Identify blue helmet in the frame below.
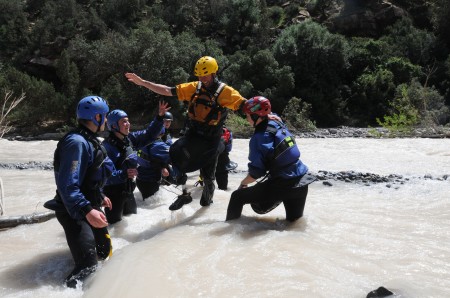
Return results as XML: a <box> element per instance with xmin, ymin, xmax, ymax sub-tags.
<box><xmin>77</xmin><ymin>96</ymin><xmax>109</xmax><ymax>127</ymax></box>
<box><xmin>107</xmin><ymin>109</ymin><xmax>128</xmax><ymax>132</ymax></box>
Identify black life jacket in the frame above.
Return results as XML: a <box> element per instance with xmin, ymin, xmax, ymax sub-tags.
<box><xmin>54</xmin><ymin>126</ymin><xmax>111</xmax><ymax>206</ymax></box>
<box><xmin>188</xmin><ymin>81</ymin><xmax>227</xmax><ymax>127</ymax></box>
<box><xmin>105</xmin><ymin>133</ymin><xmax>135</xmax><ymax>168</ymax></box>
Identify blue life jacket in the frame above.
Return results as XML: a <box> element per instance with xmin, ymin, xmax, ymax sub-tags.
<box><xmin>266</xmin><ymin>120</ymin><xmax>300</xmax><ymax>171</ymax></box>
<box><xmin>248</xmin><ymin>119</ymin><xmax>308</xmax><ymax>179</ymax></box>
<box><xmin>136</xmin><ymin>138</ymin><xmax>170</xmax><ymax>181</ymax></box>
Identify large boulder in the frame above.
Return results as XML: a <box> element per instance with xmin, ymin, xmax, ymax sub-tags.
<box><xmin>326</xmin><ymin>0</ymin><xmax>408</xmax><ymax>37</ymax></box>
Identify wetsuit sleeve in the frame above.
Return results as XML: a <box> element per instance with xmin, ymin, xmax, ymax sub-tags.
<box><xmin>247</xmin><ymin>132</ymin><xmax>273</xmax><ymax>179</ymax></box>
<box><xmin>217</xmin><ymin>85</ymin><xmax>246</xmax><ymax>111</ymax></box>
<box><xmin>129</xmin><ymin>115</ymin><xmax>164</xmax><ymax>148</ymax></box>
<box><xmin>56</xmin><ymin>135</ymin><xmax>92</xmax><ymax>220</ymax></box>
<box><xmin>103</xmin><ymin>141</ymin><xmax>126</xmax><ymax>185</ymax></box>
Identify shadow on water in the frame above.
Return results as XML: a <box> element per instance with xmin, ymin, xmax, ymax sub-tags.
<box><xmin>135</xmin><ymin>185</ymin><xmax>204</xmax><ymax>210</ymax></box>
<box><xmin>111</xmin><ymin>203</ymin><xmax>209</xmax><ymax>243</ymax></box>
<box><xmin>1</xmin><ymin>250</ymin><xmax>72</xmax><ymax>289</ymax></box>
<box><xmin>210</xmin><ymin>216</ymin><xmax>308</xmax><ymax>239</ymax></box>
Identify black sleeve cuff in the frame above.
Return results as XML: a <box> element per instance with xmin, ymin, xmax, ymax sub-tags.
<box><xmin>80</xmin><ymin>204</ymin><xmax>93</xmax><ymax>217</ymax></box>
<box><xmin>156</xmin><ymin>115</ymin><xmax>164</xmax><ymax>121</ymax></box>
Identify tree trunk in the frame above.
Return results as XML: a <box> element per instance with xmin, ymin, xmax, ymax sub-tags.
<box><xmin>0</xmin><ymin>211</ymin><xmax>55</xmax><ymax>230</ymax></box>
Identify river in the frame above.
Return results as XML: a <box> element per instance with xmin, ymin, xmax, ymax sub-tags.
<box><xmin>0</xmin><ymin>138</ymin><xmax>449</xmax><ymax>298</ymax></box>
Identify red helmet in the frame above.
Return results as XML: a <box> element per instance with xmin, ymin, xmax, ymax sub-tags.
<box><xmin>243</xmin><ymin>96</ymin><xmax>271</xmax><ymax>117</ymax></box>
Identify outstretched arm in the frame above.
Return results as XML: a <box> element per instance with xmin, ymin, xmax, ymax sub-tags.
<box><xmin>125</xmin><ymin>73</ymin><xmax>173</xmax><ymax>96</ymax></box>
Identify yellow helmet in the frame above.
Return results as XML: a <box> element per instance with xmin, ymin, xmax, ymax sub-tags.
<box><xmin>194</xmin><ymin>56</ymin><xmax>218</xmax><ymax>76</ymax></box>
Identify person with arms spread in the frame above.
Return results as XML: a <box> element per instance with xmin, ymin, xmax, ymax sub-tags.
<box><xmin>226</xmin><ymin>96</ymin><xmax>315</xmax><ymax>222</ymax></box>
<box><xmin>125</xmin><ymin>56</ymin><xmax>246</xmax><ymax>210</ymax></box>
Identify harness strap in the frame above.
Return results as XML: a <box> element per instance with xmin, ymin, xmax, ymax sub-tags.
<box><xmin>106</xmin><ymin>134</ymin><xmax>134</xmax><ymax>166</ymax></box>
<box><xmin>189</xmin><ymin>81</ymin><xmax>227</xmax><ymax>125</ymax></box>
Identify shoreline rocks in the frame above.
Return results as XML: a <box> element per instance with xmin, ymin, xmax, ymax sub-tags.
<box><xmin>295</xmin><ymin>126</ymin><xmax>450</xmax><ymax>139</ymax></box>
<box><xmin>0</xmin><ymin>162</ymin><xmax>448</xmax><ymax>188</ymax></box>
<box><xmin>4</xmin><ymin>126</ymin><xmax>450</xmax><ymax>141</ymax></box>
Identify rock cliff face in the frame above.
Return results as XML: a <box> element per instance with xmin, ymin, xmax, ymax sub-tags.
<box><xmin>325</xmin><ymin>0</ymin><xmax>408</xmax><ymax>37</ymax></box>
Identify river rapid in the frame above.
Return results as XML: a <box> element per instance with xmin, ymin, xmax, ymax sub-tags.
<box><xmin>0</xmin><ymin>138</ymin><xmax>449</xmax><ymax>298</ymax></box>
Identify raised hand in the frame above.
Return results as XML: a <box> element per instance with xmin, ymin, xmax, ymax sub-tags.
<box><xmin>158</xmin><ymin>100</ymin><xmax>171</xmax><ymax>116</ymax></box>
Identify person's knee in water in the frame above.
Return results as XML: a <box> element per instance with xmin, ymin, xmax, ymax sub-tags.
<box><xmin>225</xmin><ymin>96</ymin><xmax>315</xmax><ymax>221</ymax></box>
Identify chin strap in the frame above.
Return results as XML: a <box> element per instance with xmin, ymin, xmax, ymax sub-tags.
<box><xmin>250</xmin><ymin>114</ymin><xmax>260</xmax><ymax>127</ymax></box>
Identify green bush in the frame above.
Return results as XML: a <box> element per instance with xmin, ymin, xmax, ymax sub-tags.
<box><xmin>282</xmin><ymin>97</ymin><xmax>316</xmax><ymax>132</ymax></box>
<box><xmin>224</xmin><ymin>111</ymin><xmax>253</xmax><ymax>138</ymax></box>
<box><xmin>272</xmin><ymin>21</ymin><xmax>349</xmax><ymax>126</ymax></box>
<box><xmin>3</xmin><ymin>67</ymin><xmax>69</xmax><ymax>126</ymax></box>
<box><xmin>376</xmin><ymin>84</ymin><xmax>419</xmax><ymax>135</ymax></box>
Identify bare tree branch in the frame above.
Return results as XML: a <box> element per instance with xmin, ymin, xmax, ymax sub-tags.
<box><xmin>0</xmin><ymin>91</ymin><xmax>26</xmax><ymax>139</ymax></box>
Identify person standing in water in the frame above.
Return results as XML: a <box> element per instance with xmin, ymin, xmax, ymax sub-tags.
<box><xmin>45</xmin><ymin>95</ymin><xmax>114</xmax><ymax>288</ymax></box>
<box><xmin>102</xmin><ymin>109</ymin><xmax>138</xmax><ymax>224</ymax></box>
<box><xmin>125</xmin><ymin>56</ymin><xmax>246</xmax><ymax>210</ymax></box>
<box><xmin>226</xmin><ymin>96</ymin><xmax>315</xmax><ymax>221</ymax></box>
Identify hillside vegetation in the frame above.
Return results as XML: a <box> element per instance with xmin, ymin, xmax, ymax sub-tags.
<box><xmin>1</xmin><ymin>0</ymin><xmax>449</xmax><ymax>136</ymax></box>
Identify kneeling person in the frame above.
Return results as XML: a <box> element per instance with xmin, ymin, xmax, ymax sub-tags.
<box><xmin>226</xmin><ymin>96</ymin><xmax>315</xmax><ymax>222</ymax></box>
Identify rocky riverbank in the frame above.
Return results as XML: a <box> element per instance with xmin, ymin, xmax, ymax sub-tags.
<box><xmin>1</xmin><ymin>161</ymin><xmax>448</xmax><ymax>188</ymax></box>
<box><xmin>3</xmin><ymin>125</ymin><xmax>450</xmax><ymax>141</ymax></box>
<box><xmin>295</xmin><ymin>126</ymin><xmax>450</xmax><ymax>138</ymax></box>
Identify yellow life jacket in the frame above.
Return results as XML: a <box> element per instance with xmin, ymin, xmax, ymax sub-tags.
<box><xmin>188</xmin><ymin>81</ymin><xmax>227</xmax><ymax>126</ymax></box>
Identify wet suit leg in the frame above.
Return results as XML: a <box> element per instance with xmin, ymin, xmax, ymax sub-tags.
<box><xmin>136</xmin><ymin>179</ymin><xmax>159</xmax><ymax>200</ymax></box>
<box><xmin>169</xmin><ymin>132</ymin><xmax>222</xmax><ymax>210</ymax></box>
<box><xmin>226</xmin><ymin>177</ymin><xmax>308</xmax><ymax>221</ymax></box>
<box><xmin>282</xmin><ymin>185</ymin><xmax>308</xmax><ymax>221</ymax></box>
<box><xmin>123</xmin><ymin>190</ymin><xmax>137</xmax><ymax>215</ymax></box>
<box><xmin>103</xmin><ymin>184</ymin><xmax>127</xmax><ymax>224</ymax></box>
<box><xmin>199</xmin><ymin>155</ymin><xmax>218</xmax><ymax>206</ymax></box>
<box><xmin>215</xmin><ymin>151</ymin><xmax>230</xmax><ymax>190</ymax></box>
<box><xmin>122</xmin><ymin>180</ymin><xmax>137</xmax><ymax>215</ymax></box>
<box><xmin>226</xmin><ymin>181</ymin><xmax>272</xmax><ymax>220</ymax></box>
<box><xmin>56</xmin><ymin>211</ymin><xmax>97</xmax><ymax>288</ymax></box>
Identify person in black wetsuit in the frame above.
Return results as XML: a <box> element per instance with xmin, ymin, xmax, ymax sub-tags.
<box><xmin>195</xmin><ymin>126</ymin><xmax>237</xmax><ymax>190</ymax></box>
<box><xmin>44</xmin><ymin>95</ymin><xmax>114</xmax><ymax>288</ymax></box>
<box><xmin>125</xmin><ymin>56</ymin><xmax>246</xmax><ymax>211</ymax></box>
<box><xmin>226</xmin><ymin>96</ymin><xmax>315</xmax><ymax>221</ymax></box>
